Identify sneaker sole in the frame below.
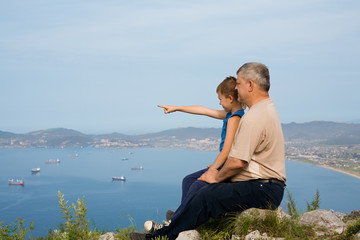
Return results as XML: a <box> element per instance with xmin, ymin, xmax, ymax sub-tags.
<box><xmin>144</xmin><ymin>220</ymin><xmax>154</xmax><ymax>233</ymax></box>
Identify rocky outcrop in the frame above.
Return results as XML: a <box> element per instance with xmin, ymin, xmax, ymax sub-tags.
<box><xmin>239</xmin><ymin>207</ymin><xmax>291</xmax><ymax>222</ymax></box>
<box><xmin>100</xmin><ymin>208</ymin><xmax>360</xmax><ymax>240</ymax></box>
<box><xmin>232</xmin><ymin>230</ymin><xmax>285</xmax><ymax>240</ymax></box>
<box><xmin>176</xmin><ymin>230</ymin><xmax>202</xmax><ymax>240</ymax></box>
<box><xmin>299</xmin><ymin>209</ymin><xmax>346</xmax><ymax>235</ymax></box>
<box><xmin>234</xmin><ymin>208</ymin><xmax>358</xmax><ymax>239</ymax></box>
<box><xmin>345</xmin><ymin>210</ymin><xmax>360</xmax><ymax>221</ymax></box>
<box><xmin>99</xmin><ymin>232</ymin><xmax>116</xmax><ymax>240</ymax></box>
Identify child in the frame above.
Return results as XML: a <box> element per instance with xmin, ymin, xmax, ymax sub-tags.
<box><xmin>145</xmin><ymin>76</ymin><xmax>245</xmax><ymax>233</ymax></box>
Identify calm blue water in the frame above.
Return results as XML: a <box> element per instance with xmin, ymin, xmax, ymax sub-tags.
<box><xmin>0</xmin><ymin>148</ymin><xmax>360</xmax><ymax>238</ymax></box>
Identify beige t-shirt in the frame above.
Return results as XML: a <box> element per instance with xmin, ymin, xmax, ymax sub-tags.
<box><xmin>229</xmin><ymin>98</ymin><xmax>286</xmax><ymax>182</ymax></box>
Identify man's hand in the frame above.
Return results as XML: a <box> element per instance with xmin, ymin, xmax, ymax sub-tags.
<box><xmin>198</xmin><ymin>168</ymin><xmax>219</xmax><ymax>183</ymax></box>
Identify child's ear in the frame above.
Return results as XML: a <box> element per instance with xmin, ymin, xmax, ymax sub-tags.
<box><xmin>229</xmin><ymin>95</ymin><xmax>234</xmax><ymax>102</ymax></box>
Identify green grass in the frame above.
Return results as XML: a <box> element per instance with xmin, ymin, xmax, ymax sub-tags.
<box><xmin>1</xmin><ymin>190</ymin><xmax>360</xmax><ymax>240</ymax></box>
<box><xmin>198</xmin><ymin>209</ymin><xmax>317</xmax><ymax>240</ymax></box>
<box><xmin>0</xmin><ymin>218</ymin><xmax>34</xmax><ymax>240</ymax></box>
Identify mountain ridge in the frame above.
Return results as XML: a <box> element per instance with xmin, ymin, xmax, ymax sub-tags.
<box><xmin>1</xmin><ymin>121</ymin><xmax>360</xmax><ymax>148</ymax></box>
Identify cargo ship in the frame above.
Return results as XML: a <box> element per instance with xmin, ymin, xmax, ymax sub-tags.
<box><xmin>45</xmin><ymin>159</ymin><xmax>60</xmax><ymax>164</ymax></box>
<box><xmin>131</xmin><ymin>166</ymin><xmax>143</xmax><ymax>170</ymax></box>
<box><xmin>31</xmin><ymin>168</ymin><xmax>40</xmax><ymax>173</ymax></box>
<box><xmin>8</xmin><ymin>179</ymin><xmax>25</xmax><ymax>186</ymax></box>
<box><xmin>112</xmin><ymin>176</ymin><xmax>126</xmax><ymax>181</ymax></box>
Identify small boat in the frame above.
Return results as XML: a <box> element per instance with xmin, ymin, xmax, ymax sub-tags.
<box><xmin>131</xmin><ymin>166</ymin><xmax>143</xmax><ymax>170</ymax></box>
<box><xmin>112</xmin><ymin>176</ymin><xmax>126</xmax><ymax>181</ymax></box>
<box><xmin>67</xmin><ymin>154</ymin><xmax>79</xmax><ymax>158</ymax></box>
<box><xmin>45</xmin><ymin>159</ymin><xmax>60</xmax><ymax>164</ymax></box>
<box><xmin>8</xmin><ymin>179</ymin><xmax>25</xmax><ymax>186</ymax></box>
<box><xmin>31</xmin><ymin>168</ymin><xmax>40</xmax><ymax>173</ymax></box>
<box><xmin>122</xmin><ymin>158</ymin><xmax>129</xmax><ymax>161</ymax></box>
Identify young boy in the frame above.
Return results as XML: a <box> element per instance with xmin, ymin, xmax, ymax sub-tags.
<box><xmin>145</xmin><ymin>76</ymin><xmax>246</xmax><ymax>233</ymax></box>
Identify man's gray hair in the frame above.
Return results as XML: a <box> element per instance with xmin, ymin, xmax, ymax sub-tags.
<box><xmin>236</xmin><ymin>62</ymin><xmax>270</xmax><ymax>92</ymax></box>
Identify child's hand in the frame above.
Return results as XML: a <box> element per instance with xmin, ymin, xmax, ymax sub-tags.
<box><xmin>198</xmin><ymin>168</ymin><xmax>219</xmax><ymax>184</ymax></box>
<box><xmin>158</xmin><ymin>105</ymin><xmax>176</xmax><ymax>114</ymax></box>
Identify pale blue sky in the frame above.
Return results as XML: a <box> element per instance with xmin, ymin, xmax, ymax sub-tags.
<box><xmin>1</xmin><ymin>0</ymin><xmax>359</xmax><ymax>134</ymax></box>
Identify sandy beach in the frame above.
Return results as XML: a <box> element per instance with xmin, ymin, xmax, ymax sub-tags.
<box><xmin>319</xmin><ymin>165</ymin><xmax>360</xmax><ymax>180</ymax></box>
<box><xmin>288</xmin><ymin>159</ymin><xmax>360</xmax><ymax>180</ymax></box>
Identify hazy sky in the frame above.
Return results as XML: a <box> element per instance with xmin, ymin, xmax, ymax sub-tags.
<box><xmin>1</xmin><ymin>0</ymin><xmax>360</xmax><ymax>134</ymax></box>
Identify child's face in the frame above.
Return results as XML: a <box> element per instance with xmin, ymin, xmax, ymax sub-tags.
<box><xmin>218</xmin><ymin>93</ymin><xmax>232</xmax><ymax>112</ymax></box>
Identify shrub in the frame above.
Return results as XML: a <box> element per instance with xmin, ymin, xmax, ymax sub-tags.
<box><xmin>344</xmin><ymin>218</ymin><xmax>360</xmax><ymax>238</ymax></box>
<box><xmin>48</xmin><ymin>191</ymin><xmax>101</xmax><ymax>240</ymax></box>
<box><xmin>306</xmin><ymin>189</ymin><xmax>320</xmax><ymax>212</ymax></box>
<box><xmin>0</xmin><ymin>218</ymin><xmax>34</xmax><ymax>240</ymax></box>
<box><xmin>286</xmin><ymin>189</ymin><xmax>300</xmax><ymax>219</ymax></box>
<box><xmin>286</xmin><ymin>189</ymin><xmax>320</xmax><ymax>219</ymax></box>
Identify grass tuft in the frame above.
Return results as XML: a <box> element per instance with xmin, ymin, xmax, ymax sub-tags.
<box><xmin>1</xmin><ymin>190</ymin><xmax>360</xmax><ymax>240</ymax></box>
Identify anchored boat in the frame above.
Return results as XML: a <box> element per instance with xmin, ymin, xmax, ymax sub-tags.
<box><xmin>31</xmin><ymin>168</ymin><xmax>40</xmax><ymax>173</ymax></box>
<box><xmin>45</xmin><ymin>159</ymin><xmax>60</xmax><ymax>164</ymax></box>
<box><xmin>131</xmin><ymin>166</ymin><xmax>143</xmax><ymax>170</ymax></box>
<box><xmin>112</xmin><ymin>176</ymin><xmax>126</xmax><ymax>181</ymax></box>
<box><xmin>8</xmin><ymin>179</ymin><xmax>25</xmax><ymax>186</ymax></box>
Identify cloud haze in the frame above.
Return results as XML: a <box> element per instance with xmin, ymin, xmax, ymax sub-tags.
<box><xmin>1</xmin><ymin>0</ymin><xmax>359</xmax><ymax>134</ymax></box>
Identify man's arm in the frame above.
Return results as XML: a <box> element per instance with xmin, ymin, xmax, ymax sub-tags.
<box><xmin>198</xmin><ymin>156</ymin><xmax>247</xmax><ymax>183</ymax></box>
<box><xmin>215</xmin><ymin>156</ymin><xmax>247</xmax><ymax>182</ymax></box>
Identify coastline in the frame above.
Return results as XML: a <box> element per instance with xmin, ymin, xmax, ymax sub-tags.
<box><xmin>319</xmin><ymin>165</ymin><xmax>360</xmax><ymax>180</ymax></box>
<box><xmin>287</xmin><ymin>159</ymin><xmax>360</xmax><ymax>180</ymax></box>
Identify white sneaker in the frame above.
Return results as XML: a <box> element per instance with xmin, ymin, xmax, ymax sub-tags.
<box><xmin>144</xmin><ymin>220</ymin><xmax>164</xmax><ymax>234</ymax></box>
<box><xmin>162</xmin><ymin>219</ymin><xmax>171</xmax><ymax>226</ymax></box>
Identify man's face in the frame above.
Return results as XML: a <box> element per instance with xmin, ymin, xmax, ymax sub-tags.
<box><xmin>235</xmin><ymin>72</ymin><xmax>248</xmax><ymax>104</ymax></box>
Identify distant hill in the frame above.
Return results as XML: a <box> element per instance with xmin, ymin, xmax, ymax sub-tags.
<box><xmin>1</xmin><ymin>121</ymin><xmax>360</xmax><ymax>148</ymax></box>
<box><xmin>282</xmin><ymin>121</ymin><xmax>360</xmax><ymax>144</ymax></box>
<box><xmin>28</xmin><ymin>128</ymin><xmax>93</xmax><ymax>147</ymax></box>
<box><xmin>93</xmin><ymin>127</ymin><xmax>220</xmax><ymax>142</ymax></box>
<box><xmin>0</xmin><ymin>128</ymin><xmax>93</xmax><ymax>148</ymax></box>
<box><xmin>0</xmin><ymin>130</ymin><xmax>17</xmax><ymax>137</ymax></box>
<box><xmin>137</xmin><ymin>127</ymin><xmax>221</xmax><ymax>140</ymax></box>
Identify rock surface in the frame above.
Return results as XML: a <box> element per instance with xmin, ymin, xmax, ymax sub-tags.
<box><xmin>99</xmin><ymin>232</ymin><xmax>116</xmax><ymax>240</ymax></box>
<box><xmin>299</xmin><ymin>209</ymin><xmax>346</xmax><ymax>235</ymax></box>
<box><xmin>239</xmin><ymin>207</ymin><xmax>291</xmax><ymax>222</ymax></box>
<box><xmin>101</xmin><ymin>208</ymin><xmax>360</xmax><ymax>240</ymax></box>
<box><xmin>176</xmin><ymin>230</ymin><xmax>201</xmax><ymax>240</ymax></box>
<box><xmin>243</xmin><ymin>230</ymin><xmax>285</xmax><ymax>240</ymax></box>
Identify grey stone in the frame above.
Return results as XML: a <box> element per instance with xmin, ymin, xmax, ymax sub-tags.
<box><xmin>245</xmin><ymin>230</ymin><xmax>266</xmax><ymax>240</ymax></box>
<box><xmin>176</xmin><ymin>229</ymin><xmax>201</xmax><ymax>240</ymax></box>
<box><xmin>99</xmin><ymin>232</ymin><xmax>116</xmax><ymax>240</ymax></box>
<box><xmin>299</xmin><ymin>209</ymin><xmax>345</xmax><ymax>235</ymax></box>
<box><xmin>239</xmin><ymin>207</ymin><xmax>291</xmax><ymax>222</ymax></box>
<box><xmin>244</xmin><ymin>230</ymin><xmax>285</xmax><ymax>240</ymax></box>
<box><xmin>345</xmin><ymin>210</ymin><xmax>360</xmax><ymax>222</ymax></box>
<box><xmin>330</xmin><ymin>209</ymin><xmax>346</xmax><ymax>222</ymax></box>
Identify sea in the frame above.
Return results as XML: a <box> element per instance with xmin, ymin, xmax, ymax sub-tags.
<box><xmin>1</xmin><ymin>148</ymin><xmax>360</xmax><ymax>238</ymax></box>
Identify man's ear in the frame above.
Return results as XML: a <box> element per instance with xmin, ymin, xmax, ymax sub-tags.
<box><xmin>248</xmin><ymin>80</ymin><xmax>255</xmax><ymax>92</ymax></box>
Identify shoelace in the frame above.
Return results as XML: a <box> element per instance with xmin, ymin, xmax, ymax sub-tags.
<box><xmin>153</xmin><ymin>221</ymin><xmax>163</xmax><ymax>230</ymax></box>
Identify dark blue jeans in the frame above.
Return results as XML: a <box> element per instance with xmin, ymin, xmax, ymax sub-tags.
<box><xmin>155</xmin><ymin>180</ymin><xmax>285</xmax><ymax>240</ymax></box>
<box><xmin>170</xmin><ymin>168</ymin><xmax>209</xmax><ymax>221</ymax></box>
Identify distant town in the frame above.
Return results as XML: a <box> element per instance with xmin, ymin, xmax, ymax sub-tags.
<box><xmin>1</xmin><ymin>121</ymin><xmax>360</xmax><ymax>177</ymax></box>
<box><xmin>286</xmin><ymin>142</ymin><xmax>360</xmax><ymax>178</ymax></box>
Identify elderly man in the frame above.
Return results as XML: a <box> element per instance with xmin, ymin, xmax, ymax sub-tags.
<box><xmin>130</xmin><ymin>62</ymin><xmax>286</xmax><ymax>240</ymax></box>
